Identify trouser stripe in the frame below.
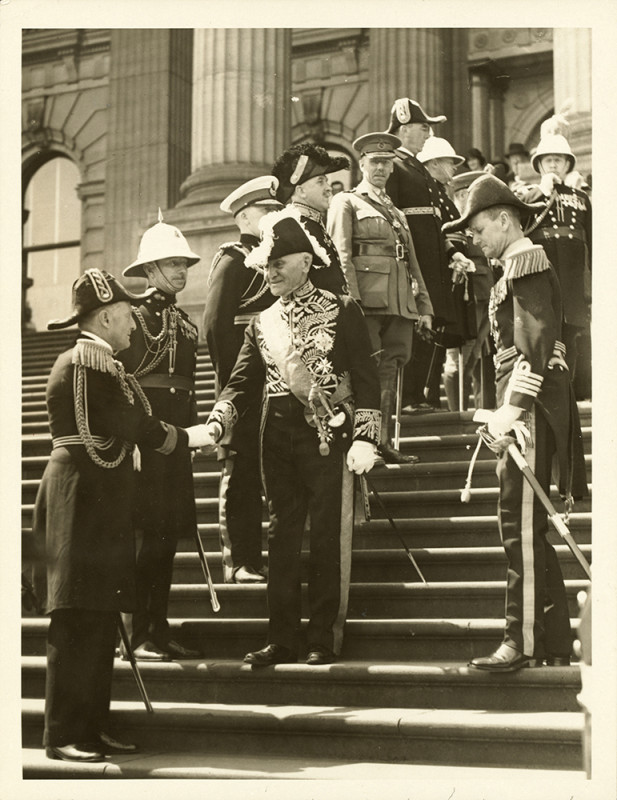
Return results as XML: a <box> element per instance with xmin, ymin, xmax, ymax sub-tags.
<box><xmin>521</xmin><ymin>409</ymin><xmax>537</xmax><ymax>655</ymax></box>
<box><xmin>332</xmin><ymin>463</ymin><xmax>354</xmax><ymax>655</ymax></box>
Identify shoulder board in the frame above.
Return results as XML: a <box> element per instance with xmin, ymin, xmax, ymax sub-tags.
<box><xmin>208</xmin><ymin>242</ymin><xmax>250</xmax><ymax>286</ymax></box>
<box><xmin>503</xmin><ymin>245</ymin><xmax>551</xmax><ymax>281</ymax></box>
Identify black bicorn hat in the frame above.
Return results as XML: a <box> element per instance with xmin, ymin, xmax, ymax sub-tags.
<box><xmin>441</xmin><ymin>174</ymin><xmax>546</xmax><ymax>234</ymax></box>
<box><xmin>271</xmin><ymin>143</ymin><xmax>350</xmax><ymax>204</ymax></box>
<box><xmin>244</xmin><ymin>206</ymin><xmax>332</xmax><ymax>272</ymax></box>
<box><xmin>47</xmin><ymin>269</ymin><xmax>150</xmax><ymax>330</ymax></box>
<box><xmin>386</xmin><ymin>98</ymin><xmax>447</xmax><ymax>133</ymax></box>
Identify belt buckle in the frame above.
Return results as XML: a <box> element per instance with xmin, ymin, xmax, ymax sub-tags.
<box><xmin>395</xmin><ymin>243</ymin><xmax>405</xmax><ymax>260</ymax></box>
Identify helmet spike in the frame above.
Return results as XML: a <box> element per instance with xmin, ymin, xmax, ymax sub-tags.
<box><xmin>158</xmin><ymin>207</ymin><xmax>164</xmax><ymax>223</ymax></box>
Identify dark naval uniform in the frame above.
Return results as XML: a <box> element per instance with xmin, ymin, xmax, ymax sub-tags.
<box><xmin>387</xmin><ymin>150</ymin><xmax>463</xmax><ymax>406</ymax></box>
<box><xmin>203</xmin><ymin>233</ymin><xmax>274</xmax><ymax>580</ymax></box>
<box><xmin>291</xmin><ymin>201</ymin><xmax>349</xmax><ymax>295</ymax></box>
<box><xmin>117</xmin><ymin>291</ymin><xmax>199</xmax><ymax>650</ymax></box>
<box><xmin>525</xmin><ymin>184</ymin><xmax>592</xmax><ymax>394</ymax></box>
<box><xmin>208</xmin><ymin>281</ymin><xmax>381</xmax><ymax>656</ymax></box>
<box><xmin>33</xmin><ymin>333</ymin><xmax>187</xmax><ymax>748</ymax></box>
<box><xmin>488</xmin><ymin>240</ymin><xmax>587</xmax><ymax>659</ymax></box>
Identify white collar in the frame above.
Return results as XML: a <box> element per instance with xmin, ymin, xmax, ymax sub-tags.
<box><xmin>502</xmin><ymin>236</ymin><xmax>534</xmax><ymax>260</ymax></box>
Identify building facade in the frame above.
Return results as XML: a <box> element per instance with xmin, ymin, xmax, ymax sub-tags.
<box><xmin>21</xmin><ymin>27</ymin><xmax>591</xmax><ymax>334</ymax></box>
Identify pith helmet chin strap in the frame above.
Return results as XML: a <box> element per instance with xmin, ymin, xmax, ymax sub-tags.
<box><xmin>145</xmin><ymin>262</ymin><xmax>178</xmax><ymax>295</ymax></box>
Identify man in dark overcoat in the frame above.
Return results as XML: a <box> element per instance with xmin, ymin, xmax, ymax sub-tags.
<box><xmin>34</xmin><ymin>269</ymin><xmax>210</xmax><ymax>762</ymax></box>
<box><xmin>203</xmin><ymin>176</ymin><xmax>282</xmax><ymax>583</ymax></box>
<box><xmin>118</xmin><ymin>213</ymin><xmax>202</xmax><ymax>661</ymax></box>
<box><xmin>385</xmin><ymin>97</ymin><xmax>464</xmax><ymax>410</ymax></box>
<box><xmin>444</xmin><ymin>176</ymin><xmax>588</xmax><ymax>672</ymax></box>
<box><xmin>202</xmin><ymin>208</ymin><xmax>382</xmax><ymax>666</ymax></box>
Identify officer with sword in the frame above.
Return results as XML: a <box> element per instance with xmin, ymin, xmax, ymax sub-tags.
<box><xmin>444</xmin><ymin>174</ymin><xmax>588</xmax><ymax>672</ymax></box>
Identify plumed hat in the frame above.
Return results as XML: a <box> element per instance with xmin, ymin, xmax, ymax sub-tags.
<box><xmin>245</xmin><ymin>206</ymin><xmax>331</xmax><ymax>272</ymax></box>
<box><xmin>386</xmin><ymin>98</ymin><xmax>446</xmax><ymax>133</ymax></box>
<box><xmin>48</xmin><ymin>269</ymin><xmax>150</xmax><ymax>330</ymax></box>
<box><xmin>531</xmin><ymin>134</ymin><xmax>576</xmax><ymax>174</ymax></box>
<box><xmin>271</xmin><ymin>143</ymin><xmax>350</xmax><ymax>204</ymax></box>
<box><xmin>442</xmin><ymin>174</ymin><xmax>545</xmax><ymax>234</ymax></box>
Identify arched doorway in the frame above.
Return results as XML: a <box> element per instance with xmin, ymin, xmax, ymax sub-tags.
<box><xmin>23</xmin><ymin>156</ymin><xmax>82</xmax><ymax>332</ymax></box>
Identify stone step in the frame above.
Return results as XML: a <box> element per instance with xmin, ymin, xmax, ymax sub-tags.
<box><xmin>20</xmin><ymin>616</ymin><xmax>582</xmax><ymax>662</ymax></box>
<box><xmin>20</xmin><ymin>746</ymin><xmax>587</xmax><ymax>781</ymax></box>
<box><xmin>21</xmin><ymin>656</ymin><xmax>582</xmax><ymax>713</ymax></box>
<box><xmin>21</xmin><ymin>698</ymin><xmax>584</xmax><ymax>770</ymax></box>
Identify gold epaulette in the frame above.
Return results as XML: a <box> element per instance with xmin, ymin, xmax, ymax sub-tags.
<box><xmin>72</xmin><ymin>340</ymin><xmax>118</xmax><ymax>375</ymax></box>
<box><xmin>503</xmin><ymin>245</ymin><xmax>551</xmax><ymax>281</ymax></box>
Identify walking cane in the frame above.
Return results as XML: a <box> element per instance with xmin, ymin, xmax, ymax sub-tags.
<box><xmin>423</xmin><ymin>327</ymin><xmax>445</xmax><ymax>402</ymax></box>
<box><xmin>458</xmin><ymin>348</ymin><xmax>465</xmax><ymax>411</ymax></box>
<box><xmin>470</xmin><ymin>410</ymin><xmax>591</xmax><ymax>580</ymax></box>
<box><xmin>394</xmin><ymin>366</ymin><xmax>403</xmax><ymax>450</ymax></box>
<box><xmin>117</xmin><ymin>614</ymin><xmax>153</xmax><ymax>714</ymax></box>
<box><xmin>195</xmin><ymin>527</ymin><xmax>221</xmax><ymax>613</ymax></box>
<box><xmin>361</xmin><ymin>474</ymin><xmax>427</xmax><ymax>584</ymax></box>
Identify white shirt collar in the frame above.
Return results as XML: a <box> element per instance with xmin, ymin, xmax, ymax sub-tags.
<box><xmin>356</xmin><ymin>178</ymin><xmax>386</xmax><ymax>203</ymax></box>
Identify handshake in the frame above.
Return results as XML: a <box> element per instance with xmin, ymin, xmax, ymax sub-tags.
<box><xmin>184</xmin><ymin>422</ymin><xmax>222</xmax><ymax>449</ymax></box>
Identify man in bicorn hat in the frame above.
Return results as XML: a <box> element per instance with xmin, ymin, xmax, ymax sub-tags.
<box><xmin>117</xmin><ymin>213</ymin><xmax>203</xmax><ymax>661</ymax></box>
<box><xmin>385</xmin><ymin>98</ymin><xmax>465</xmax><ymax>411</ymax></box>
<box><xmin>203</xmin><ymin>176</ymin><xmax>283</xmax><ymax>584</ymax></box>
<box><xmin>201</xmin><ymin>207</ymin><xmax>382</xmax><ymax>667</ymax></box>
<box><xmin>514</xmin><ymin>133</ymin><xmax>592</xmax><ymax>399</ymax></box>
<box><xmin>272</xmin><ymin>142</ymin><xmax>350</xmax><ymax>295</ymax></box>
<box><xmin>443</xmin><ymin>175</ymin><xmax>587</xmax><ymax>672</ymax></box>
<box><xmin>328</xmin><ymin>132</ymin><xmax>433</xmax><ymax>464</ymax></box>
<box><xmin>33</xmin><ymin>270</ymin><xmax>211</xmax><ymax>762</ymax></box>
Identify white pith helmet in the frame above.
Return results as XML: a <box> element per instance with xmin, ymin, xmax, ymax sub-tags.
<box><xmin>531</xmin><ymin>134</ymin><xmax>576</xmax><ymax>174</ymax></box>
<box><xmin>417</xmin><ymin>136</ymin><xmax>465</xmax><ymax>165</ymax></box>
<box><xmin>123</xmin><ymin>209</ymin><xmax>201</xmax><ymax>278</ymax></box>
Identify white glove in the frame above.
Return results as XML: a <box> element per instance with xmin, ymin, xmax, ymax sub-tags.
<box><xmin>487</xmin><ymin>403</ymin><xmax>523</xmax><ymax>439</ymax></box>
<box><xmin>185</xmin><ymin>423</ymin><xmax>219</xmax><ymax>449</ymax></box>
<box><xmin>539</xmin><ymin>172</ymin><xmax>561</xmax><ymax>196</ymax></box>
<box><xmin>346</xmin><ymin>440</ymin><xmax>378</xmax><ymax>474</ymax></box>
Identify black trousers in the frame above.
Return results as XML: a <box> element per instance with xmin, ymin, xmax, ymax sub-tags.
<box><xmin>262</xmin><ymin>396</ymin><xmax>354</xmax><ymax>656</ymax></box>
<box><xmin>497</xmin><ymin>408</ymin><xmax>572</xmax><ymax>659</ymax></box>
<box><xmin>402</xmin><ymin>334</ymin><xmax>445</xmax><ymax>407</ymax></box>
<box><xmin>218</xmin><ymin>423</ymin><xmax>265</xmax><ymax>582</ymax></box>
<box><xmin>44</xmin><ymin>608</ymin><xmax>117</xmax><ymax>747</ymax></box>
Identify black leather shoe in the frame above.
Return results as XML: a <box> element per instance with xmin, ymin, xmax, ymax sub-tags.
<box><xmin>469</xmin><ymin>643</ymin><xmax>537</xmax><ymax>673</ymax></box>
<box><xmin>162</xmin><ymin>640</ymin><xmax>202</xmax><ymax>659</ymax></box>
<box><xmin>378</xmin><ymin>443</ymin><xmax>420</xmax><ymax>464</ymax></box>
<box><xmin>232</xmin><ymin>566</ymin><xmax>267</xmax><ymax>584</ymax></box>
<box><xmin>306</xmin><ymin>646</ymin><xmax>335</xmax><ymax>665</ymax></box>
<box><xmin>545</xmin><ymin>655</ymin><xmax>571</xmax><ymax>666</ymax></box>
<box><xmin>97</xmin><ymin>732</ymin><xmax>138</xmax><ymax>754</ymax></box>
<box><xmin>127</xmin><ymin>641</ymin><xmax>171</xmax><ymax>662</ymax></box>
<box><xmin>45</xmin><ymin>744</ymin><xmax>105</xmax><ymax>763</ymax></box>
<box><xmin>244</xmin><ymin>644</ymin><xmax>297</xmax><ymax>666</ymax></box>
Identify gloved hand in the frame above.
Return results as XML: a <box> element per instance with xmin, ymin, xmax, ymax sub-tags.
<box><xmin>449</xmin><ymin>252</ymin><xmax>476</xmax><ymax>285</ymax></box>
<box><xmin>185</xmin><ymin>423</ymin><xmax>220</xmax><ymax>449</ymax></box>
<box><xmin>346</xmin><ymin>440</ymin><xmax>378</xmax><ymax>474</ymax></box>
<box><xmin>539</xmin><ymin>172</ymin><xmax>561</xmax><ymax>196</ymax></box>
<box><xmin>487</xmin><ymin>403</ymin><xmax>523</xmax><ymax>439</ymax></box>
<box><xmin>416</xmin><ymin>314</ymin><xmax>433</xmax><ymax>334</ymax></box>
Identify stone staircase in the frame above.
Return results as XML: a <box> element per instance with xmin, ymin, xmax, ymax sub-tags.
<box><xmin>21</xmin><ymin>329</ymin><xmax>592</xmax><ymax>780</ymax></box>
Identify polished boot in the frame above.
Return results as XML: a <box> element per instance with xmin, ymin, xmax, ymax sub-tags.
<box><xmin>306</xmin><ymin>646</ymin><xmax>336</xmax><ymax>665</ymax></box>
<box><xmin>377</xmin><ymin>387</ymin><xmax>419</xmax><ymax>464</ymax></box>
<box><xmin>232</xmin><ymin>566</ymin><xmax>267</xmax><ymax>584</ymax></box>
<box><xmin>124</xmin><ymin>640</ymin><xmax>171</xmax><ymax>662</ymax></box>
<box><xmin>469</xmin><ymin>642</ymin><xmax>538</xmax><ymax>672</ymax></box>
<box><xmin>244</xmin><ymin>644</ymin><xmax>297</xmax><ymax>666</ymax></box>
<box><xmin>45</xmin><ymin>744</ymin><xmax>105</xmax><ymax>762</ymax></box>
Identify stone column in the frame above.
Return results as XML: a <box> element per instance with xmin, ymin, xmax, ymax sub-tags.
<box><xmin>103</xmin><ymin>29</ymin><xmax>193</xmax><ymax>281</ymax></box>
<box><xmin>368</xmin><ymin>29</ymin><xmax>447</xmax><ymax>131</ymax></box>
<box><xmin>179</xmin><ymin>28</ymin><xmax>291</xmax><ymax>206</ymax></box>
<box><xmin>553</xmin><ymin>29</ymin><xmax>592</xmax><ymax>177</ymax></box>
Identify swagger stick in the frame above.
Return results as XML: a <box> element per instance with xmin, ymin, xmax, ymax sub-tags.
<box><xmin>364</xmin><ymin>475</ymin><xmax>427</xmax><ymax>584</ymax></box>
<box><xmin>117</xmin><ymin>614</ymin><xmax>153</xmax><ymax>713</ymax></box>
<box><xmin>195</xmin><ymin>527</ymin><xmax>221</xmax><ymax>612</ymax></box>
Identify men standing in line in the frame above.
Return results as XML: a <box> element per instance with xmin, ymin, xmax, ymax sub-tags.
<box><xmin>34</xmin><ymin>269</ymin><xmax>210</xmax><ymax>762</ymax></box>
<box><xmin>272</xmin><ymin>142</ymin><xmax>350</xmax><ymax>295</ymax></box>
<box><xmin>118</xmin><ymin>213</ymin><xmax>203</xmax><ymax>661</ymax></box>
<box><xmin>203</xmin><ymin>176</ymin><xmax>283</xmax><ymax>584</ymax></box>
<box><xmin>443</xmin><ymin>175</ymin><xmax>587</xmax><ymax>671</ymax></box>
<box><xmin>328</xmin><ymin>132</ymin><xmax>433</xmax><ymax>464</ymax></box>
<box><xmin>515</xmin><ymin>133</ymin><xmax>592</xmax><ymax>400</ymax></box>
<box><xmin>203</xmin><ymin>208</ymin><xmax>382</xmax><ymax>666</ymax></box>
<box><xmin>385</xmin><ymin>98</ymin><xmax>463</xmax><ymax>411</ymax></box>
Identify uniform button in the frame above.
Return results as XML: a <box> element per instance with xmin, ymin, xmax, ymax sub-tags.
<box><xmin>569</xmin><ymin>234</ymin><xmax>573</xmax><ymax>239</ymax></box>
<box><xmin>553</xmin><ymin>224</ymin><xmax>558</xmax><ymax>229</ymax></box>
<box><xmin>170</xmin><ymin>387</ymin><xmax>176</xmax><ymax>394</ymax></box>
<box><xmin>570</xmin><ymin>224</ymin><xmax>575</xmax><ymax>229</ymax></box>
<box><xmin>555</xmin><ymin>233</ymin><xmax>560</xmax><ymax>239</ymax></box>
<box><xmin>156</xmin><ymin>311</ymin><xmax>161</xmax><ymax>317</ymax></box>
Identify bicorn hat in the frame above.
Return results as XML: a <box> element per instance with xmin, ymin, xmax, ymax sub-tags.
<box><xmin>450</xmin><ymin>170</ymin><xmax>488</xmax><ymax>193</ymax></box>
<box><xmin>441</xmin><ymin>174</ymin><xmax>546</xmax><ymax>234</ymax></box>
<box><xmin>220</xmin><ymin>175</ymin><xmax>283</xmax><ymax>216</ymax></box>
<box><xmin>47</xmin><ymin>269</ymin><xmax>149</xmax><ymax>330</ymax></box>
<box><xmin>123</xmin><ymin>210</ymin><xmax>201</xmax><ymax>278</ymax></box>
<box><xmin>244</xmin><ymin>206</ymin><xmax>331</xmax><ymax>272</ymax></box>
<box><xmin>387</xmin><ymin>98</ymin><xmax>447</xmax><ymax>133</ymax></box>
<box><xmin>271</xmin><ymin>143</ymin><xmax>350</xmax><ymax>204</ymax></box>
